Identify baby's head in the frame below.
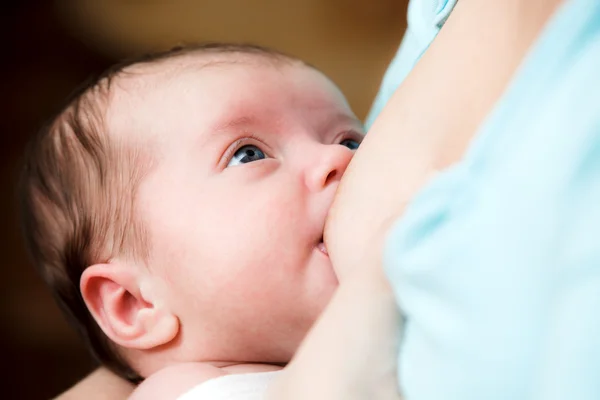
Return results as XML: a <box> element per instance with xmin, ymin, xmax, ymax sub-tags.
<box><xmin>19</xmin><ymin>44</ymin><xmax>363</xmax><ymax>380</ymax></box>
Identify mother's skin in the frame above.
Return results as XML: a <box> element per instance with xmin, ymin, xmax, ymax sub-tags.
<box><xmin>55</xmin><ymin>0</ymin><xmax>563</xmax><ymax>398</ymax></box>
<box><xmin>326</xmin><ymin>0</ymin><xmax>563</xmax><ymax>278</ymax></box>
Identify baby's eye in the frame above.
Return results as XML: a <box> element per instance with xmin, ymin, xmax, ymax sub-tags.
<box><xmin>340</xmin><ymin>138</ymin><xmax>360</xmax><ymax>150</ymax></box>
<box><xmin>227</xmin><ymin>145</ymin><xmax>267</xmax><ymax>167</ymax></box>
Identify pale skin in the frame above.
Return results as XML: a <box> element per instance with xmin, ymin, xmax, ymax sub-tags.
<box><xmin>79</xmin><ymin>55</ymin><xmax>368</xmax><ymax>399</ymax></box>
<box><xmin>56</xmin><ymin>0</ymin><xmax>564</xmax><ymax>398</ymax></box>
<box><xmin>327</xmin><ymin>0</ymin><xmax>564</xmax><ymax>278</ymax></box>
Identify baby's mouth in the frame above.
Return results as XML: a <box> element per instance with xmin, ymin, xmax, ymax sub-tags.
<box><xmin>316</xmin><ymin>237</ymin><xmax>328</xmax><ymax>256</ymax></box>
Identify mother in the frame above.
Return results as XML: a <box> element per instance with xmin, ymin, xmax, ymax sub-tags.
<box><xmin>329</xmin><ymin>0</ymin><xmax>600</xmax><ymax>399</ymax></box>
<box><xmin>59</xmin><ymin>0</ymin><xmax>599</xmax><ymax>398</ymax></box>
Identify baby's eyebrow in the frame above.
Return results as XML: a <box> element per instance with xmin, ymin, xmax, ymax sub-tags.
<box><xmin>201</xmin><ymin>112</ymin><xmax>364</xmax><ymax>148</ymax></box>
<box><xmin>322</xmin><ymin>112</ymin><xmax>364</xmax><ymax>133</ymax></box>
<box><xmin>213</xmin><ymin>115</ymin><xmax>257</xmax><ymax>133</ymax></box>
<box><xmin>197</xmin><ymin>115</ymin><xmax>260</xmax><ymax>148</ymax></box>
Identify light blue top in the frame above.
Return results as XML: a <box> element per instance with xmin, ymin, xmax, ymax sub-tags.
<box><xmin>371</xmin><ymin>0</ymin><xmax>600</xmax><ymax>399</ymax></box>
<box><xmin>366</xmin><ymin>0</ymin><xmax>457</xmax><ymax>128</ymax></box>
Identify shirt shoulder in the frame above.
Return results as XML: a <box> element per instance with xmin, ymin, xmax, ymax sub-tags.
<box><xmin>177</xmin><ymin>371</ymin><xmax>283</xmax><ymax>400</ymax></box>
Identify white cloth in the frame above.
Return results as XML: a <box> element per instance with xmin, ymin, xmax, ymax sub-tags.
<box><xmin>177</xmin><ymin>371</ymin><xmax>282</xmax><ymax>400</ymax></box>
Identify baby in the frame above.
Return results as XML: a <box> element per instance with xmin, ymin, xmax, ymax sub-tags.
<box><xmin>19</xmin><ymin>43</ymin><xmax>365</xmax><ymax>399</ymax></box>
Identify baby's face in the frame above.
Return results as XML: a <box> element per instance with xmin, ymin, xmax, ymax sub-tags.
<box><xmin>109</xmin><ymin>57</ymin><xmax>364</xmax><ymax>364</ymax></box>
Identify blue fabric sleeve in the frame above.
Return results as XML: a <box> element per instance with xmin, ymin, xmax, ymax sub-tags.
<box><xmin>383</xmin><ymin>1</ymin><xmax>600</xmax><ymax>399</ymax></box>
<box><xmin>365</xmin><ymin>0</ymin><xmax>457</xmax><ymax>129</ymax></box>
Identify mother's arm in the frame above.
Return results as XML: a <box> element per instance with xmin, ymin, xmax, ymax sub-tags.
<box><xmin>54</xmin><ymin>368</ymin><xmax>134</xmax><ymax>400</ymax></box>
<box><xmin>326</xmin><ymin>0</ymin><xmax>563</xmax><ymax>278</ymax></box>
<box><xmin>267</xmin><ymin>260</ymin><xmax>401</xmax><ymax>400</ymax></box>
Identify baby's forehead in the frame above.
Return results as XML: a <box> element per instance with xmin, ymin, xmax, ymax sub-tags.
<box><xmin>101</xmin><ymin>53</ymin><xmax>275</xmax><ymax>136</ymax></box>
<box><xmin>103</xmin><ymin>52</ymin><xmax>310</xmax><ymax>127</ymax></box>
<box><xmin>102</xmin><ymin>52</ymin><xmax>353</xmax><ymax>150</ymax></box>
<box><xmin>112</xmin><ymin>51</ymin><xmax>297</xmax><ymax>92</ymax></box>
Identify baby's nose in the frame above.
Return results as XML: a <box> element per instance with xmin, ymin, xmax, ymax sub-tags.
<box><xmin>304</xmin><ymin>144</ymin><xmax>354</xmax><ymax>192</ymax></box>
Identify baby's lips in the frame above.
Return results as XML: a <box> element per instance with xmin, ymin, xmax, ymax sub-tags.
<box><xmin>316</xmin><ymin>241</ymin><xmax>328</xmax><ymax>255</ymax></box>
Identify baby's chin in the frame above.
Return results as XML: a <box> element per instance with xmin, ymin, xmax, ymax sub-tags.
<box><xmin>304</xmin><ymin>246</ymin><xmax>339</xmax><ymax>307</ymax></box>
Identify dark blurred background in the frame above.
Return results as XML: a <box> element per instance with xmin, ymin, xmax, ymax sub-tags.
<box><xmin>1</xmin><ymin>1</ymin><xmax>407</xmax><ymax>398</ymax></box>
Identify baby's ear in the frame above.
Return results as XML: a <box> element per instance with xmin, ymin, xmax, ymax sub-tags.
<box><xmin>80</xmin><ymin>262</ymin><xmax>179</xmax><ymax>350</ymax></box>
